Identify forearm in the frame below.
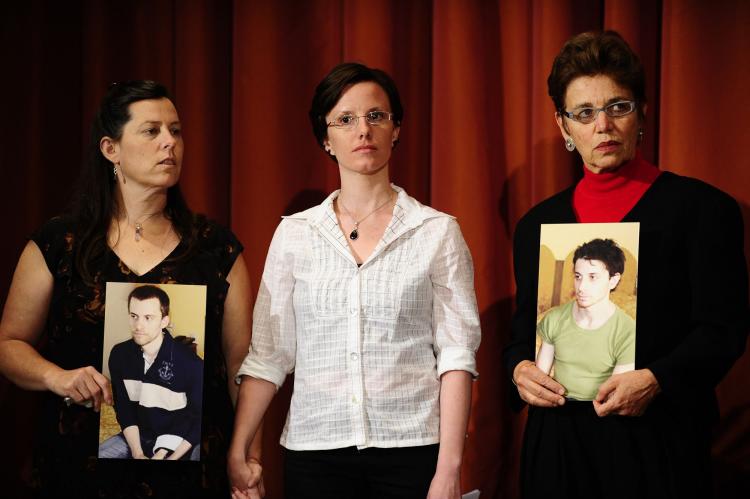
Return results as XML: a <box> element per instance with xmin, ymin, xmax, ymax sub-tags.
<box><xmin>502</xmin><ymin>217</ymin><xmax>540</xmax><ymax>380</ymax></box>
<box><xmin>167</xmin><ymin>439</ymin><xmax>192</xmax><ymax>460</ymax></box>
<box><xmin>436</xmin><ymin>370</ymin><xmax>472</xmax><ymax>473</ymax></box>
<box><xmin>122</xmin><ymin>425</ymin><xmax>145</xmax><ymax>458</ymax></box>
<box><xmin>228</xmin><ymin>376</ymin><xmax>276</xmax><ymax>463</ymax></box>
<box><xmin>0</xmin><ymin>338</ymin><xmax>63</xmax><ymax>392</ymax></box>
<box><xmin>248</xmin><ymin>420</ymin><xmax>263</xmax><ymax>461</ymax></box>
<box><xmin>227</xmin><ymin>373</ymin><xmax>240</xmax><ymax>406</ymax></box>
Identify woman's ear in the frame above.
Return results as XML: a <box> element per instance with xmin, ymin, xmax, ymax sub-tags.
<box><xmin>100</xmin><ymin>136</ymin><xmax>119</xmax><ymax>164</ymax></box>
<box><xmin>555</xmin><ymin>112</ymin><xmax>571</xmax><ymax>139</ymax></box>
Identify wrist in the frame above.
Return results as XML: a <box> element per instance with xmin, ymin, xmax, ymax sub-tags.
<box><xmin>435</xmin><ymin>460</ymin><xmax>462</xmax><ymax>476</ymax></box>
<box><xmin>512</xmin><ymin>360</ymin><xmax>534</xmax><ymax>385</ymax></box>
<box><xmin>642</xmin><ymin>368</ymin><xmax>661</xmax><ymax>394</ymax></box>
<box><xmin>435</xmin><ymin>453</ymin><xmax>462</xmax><ymax>475</ymax></box>
<box><xmin>42</xmin><ymin>364</ymin><xmax>64</xmax><ymax>393</ymax></box>
<box><xmin>228</xmin><ymin>448</ymin><xmax>247</xmax><ymax>464</ymax></box>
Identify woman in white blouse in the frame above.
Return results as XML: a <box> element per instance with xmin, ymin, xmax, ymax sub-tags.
<box><xmin>228</xmin><ymin>63</ymin><xmax>481</xmax><ymax>499</ymax></box>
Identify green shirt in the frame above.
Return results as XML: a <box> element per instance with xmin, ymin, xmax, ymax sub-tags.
<box><xmin>537</xmin><ymin>300</ymin><xmax>635</xmax><ymax>401</ymax></box>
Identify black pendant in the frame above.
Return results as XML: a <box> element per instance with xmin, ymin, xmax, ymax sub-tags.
<box><xmin>349</xmin><ymin>228</ymin><xmax>359</xmax><ymax>240</ymax></box>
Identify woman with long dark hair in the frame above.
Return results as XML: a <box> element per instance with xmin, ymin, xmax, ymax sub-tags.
<box><xmin>0</xmin><ymin>80</ymin><xmax>260</xmax><ymax>497</ymax></box>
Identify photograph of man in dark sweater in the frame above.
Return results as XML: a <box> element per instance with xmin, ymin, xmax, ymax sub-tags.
<box><xmin>99</xmin><ymin>285</ymin><xmax>203</xmax><ymax>461</ymax></box>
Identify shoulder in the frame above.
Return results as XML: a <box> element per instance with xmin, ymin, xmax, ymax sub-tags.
<box><xmin>110</xmin><ymin>340</ymin><xmax>136</xmax><ymax>362</ymax></box>
<box><xmin>282</xmin><ymin>203</ymin><xmax>322</xmax><ymax>222</ymax></box>
<box><xmin>178</xmin><ymin>344</ymin><xmax>203</xmax><ymax>363</ymax></box>
<box><xmin>189</xmin><ymin>215</ymin><xmax>244</xmax><ymax>275</ymax></box>
<box><xmin>514</xmin><ymin>187</ymin><xmax>575</xmax><ymax>239</ymax></box>
<box><xmin>192</xmin><ymin>216</ymin><xmax>242</xmax><ymax>251</ymax></box>
<box><xmin>655</xmin><ymin>171</ymin><xmax>739</xmax><ymax>210</ymax></box>
<box><xmin>543</xmin><ymin>302</ymin><xmax>570</xmax><ymax>325</ymax></box>
<box><xmin>393</xmin><ymin>187</ymin><xmax>457</xmax><ymax>237</ymax></box>
<box><xmin>613</xmin><ymin>305</ymin><xmax>636</xmax><ymax>328</ymax></box>
<box><xmin>29</xmin><ymin>215</ymin><xmax>76</xmax><ymax>263</ymax></box>
<box><xmin>31</xmin><ymin>215</ymin><xmax>76</xmax><ymax>241</ymax></box>
<box><xmin>539</xmin><ymin>303</ymin><xmax>568</xmax><ymax>342</ymax></box>
<box><xmin>171</xmin><ymin>340</ymin><xmax>204</xmax><ymax>373</ymax></box>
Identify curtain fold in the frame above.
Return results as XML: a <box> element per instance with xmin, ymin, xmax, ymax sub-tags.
<box><xmin>2</xmin><ymin>1</ymin><xmax>748</xmax><ymax>497</ymax></box>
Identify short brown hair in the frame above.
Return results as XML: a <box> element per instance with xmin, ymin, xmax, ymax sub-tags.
<box><xmin>309</xmin><ymin>62</ymin><xmax>403</xmax><ymax>160</ymax></box>
<box><xmin>548</xmin><ymin>31</ymin><xmax>646</xmax><ymax>117</ymax></box>
<box><xmin>128</xmin><ymin>285</ymin><xmax>170</xmax><ymax>317</ymax></box>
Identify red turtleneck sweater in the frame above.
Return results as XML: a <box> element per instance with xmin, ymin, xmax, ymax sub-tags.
<box><xmin>573</xmin><ymin>154</ymin><xmax>661</xmax><ymax>223</ymax></box>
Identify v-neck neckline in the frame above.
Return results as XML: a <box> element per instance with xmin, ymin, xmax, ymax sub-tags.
<box><xmin>108</xmin><ymin>239</ymin><xmax>183</xmax><ymax>277</ymax></box>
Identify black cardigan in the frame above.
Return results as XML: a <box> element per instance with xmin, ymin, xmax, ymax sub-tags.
<box><xmin>503</xmin><ymin>171</ymin><xmax>749</xmax><ymax>423</ymax></box>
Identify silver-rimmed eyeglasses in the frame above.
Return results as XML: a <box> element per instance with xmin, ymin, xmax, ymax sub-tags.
<box><xmin>327</xmin><ymin>111</ymin><xmax>394</xmax><ymax>129</ymax></box>
<box><xmin>560</xmin><ymin>100</ymin><xmax>636</xmax><ymax>124</ymax></box>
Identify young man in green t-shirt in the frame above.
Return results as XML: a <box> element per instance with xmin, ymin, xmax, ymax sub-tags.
<box><xmin>536</xmin><ymin>238</ymin><xmax>635</xmax><ymax>401</ymax></box>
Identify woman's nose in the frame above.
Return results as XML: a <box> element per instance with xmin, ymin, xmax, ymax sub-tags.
<box><xmin>594</xmin><ymin>109</ymin><xmax>613</xmax><ymax>132</ymax></box>
<box><xmin>162</xmin><ymin>129</ymin><xmax>177</xmax><ymax>148</ymax></box>
<box><xmin>356</xmin><ymin>117</ymin><xmax>372</xmax><ymax>137</ymax></box>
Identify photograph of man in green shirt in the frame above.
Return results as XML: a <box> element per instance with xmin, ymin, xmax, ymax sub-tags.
<box><xmin>535</xmin><ymin>238</ymin><xmax>635</xmax><ymax>401</ymax></box>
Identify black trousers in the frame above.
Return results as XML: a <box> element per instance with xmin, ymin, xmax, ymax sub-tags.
<box><xmin>284</xmin><ymin>444</ymin><xmax>439</xmax><ymax>499</ymax></box>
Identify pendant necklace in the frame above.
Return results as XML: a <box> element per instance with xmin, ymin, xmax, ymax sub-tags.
<box><xmin>338</xmin><ymin>191</ymin><xmax>394</xmax><ymax>241</ymax></box>
<box><xmin>130</xmin><ymin>212</ymin><xmax>162</xmax><ymax>242</ymax></box>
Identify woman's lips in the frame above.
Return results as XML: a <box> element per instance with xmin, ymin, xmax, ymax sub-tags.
<box><xmin>353</xmin><ymin>145</ymin><xmax>376</xmax><ymax>152</ymax></box>
<box><xmin>595</xmin><ymin>141</ymin><xmax>620</xmax><ymax>152</ymax></box>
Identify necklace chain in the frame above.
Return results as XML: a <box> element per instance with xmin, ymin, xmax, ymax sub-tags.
<box><xmin>337</xmin><ymin>191</ymin><xmax>394</xmax><ymax>241</ymax></box>
<box><xmin>128</xmin><ymin>211</ymin><xmax>162</xmax><ymax>242</ymax></box>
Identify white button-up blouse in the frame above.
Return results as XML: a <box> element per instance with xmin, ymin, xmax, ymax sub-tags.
<box><xmin>236</xmin><ymin>185</ymin><xmax>481</xmax><ymax>450</ymax></box>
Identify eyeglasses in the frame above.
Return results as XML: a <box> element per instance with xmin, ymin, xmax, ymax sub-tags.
<box><xmin>560</xmin><ymin>100</ymin><xmax>636</xmax><ymax>124</ymax></box>
<box><xmin>327</xmin><ymin>111</ymin><xmax>394</xmax><ymax>129</ymax></box>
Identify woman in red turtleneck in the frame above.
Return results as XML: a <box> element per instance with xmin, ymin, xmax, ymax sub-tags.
<box><xmin>503</xmin><ymin>31</ymin><xmax>748</xmax><ymax>499</ymax></box>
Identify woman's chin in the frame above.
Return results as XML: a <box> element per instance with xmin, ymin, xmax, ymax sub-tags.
<box><xmin>340</xmin><ymin>161</ymin><xmax>389</xmax><ymax>177</ymax></box>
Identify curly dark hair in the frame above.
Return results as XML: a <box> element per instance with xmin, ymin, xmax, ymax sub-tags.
<box><xmin>573</xmin><ymin>238</ymin><xmax>626</xmax><ymax>276</ymax></box>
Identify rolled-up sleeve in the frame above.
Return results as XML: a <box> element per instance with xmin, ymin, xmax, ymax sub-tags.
<box><xmin>236</xmin><ymin>221</ymin><xmax>297</xmax><ymax>388</ymax></box>
<box><xmin>430</xmin><ymin>219</ymin><xmax>481</xmax><ymax>378</ymax></box>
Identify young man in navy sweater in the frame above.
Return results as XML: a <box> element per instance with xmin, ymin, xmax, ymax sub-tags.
<box><xmin>99</xmin><ymin>285</ymin><xmax>203</xmax><ymax>461</ymax></box>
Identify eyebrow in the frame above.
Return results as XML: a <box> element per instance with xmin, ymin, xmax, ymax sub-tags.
<box><xmin>570</xmin><ymin>96</ymin><xmax>631</xmax><ymax>109</ymax></box>
<box><xmin>335</xmin><ymin>106</ymin><xmax>386</xmax><ymax>114</ymax></box>
<box><xmin>138</xmin><ymin>120</ymin><xmax>181</xmax><ymax>127</ymax></box>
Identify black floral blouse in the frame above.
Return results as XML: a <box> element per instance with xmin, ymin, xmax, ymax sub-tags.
<box><xmin>30</xmin><ymin>215</ymin><xmax>243</xmax><ymax>498</ymax></box>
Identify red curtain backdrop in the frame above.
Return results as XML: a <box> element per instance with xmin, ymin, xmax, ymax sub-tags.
<box><xmin>2</xmin><ymin>1</ymin><xmax>748</xmax><ymax>497</ymax></box>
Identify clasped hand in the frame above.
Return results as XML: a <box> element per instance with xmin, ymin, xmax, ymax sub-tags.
<box><xmin>229</xmin><ymin>456</ymin><xmax>264</xmax><ymax>499</ymax></box>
